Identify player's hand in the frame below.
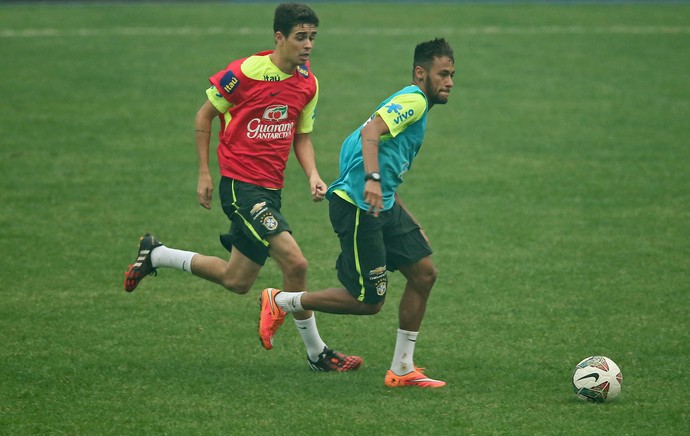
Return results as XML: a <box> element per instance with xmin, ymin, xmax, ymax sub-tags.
<box><xmin>364</xmin><ymin>181</ymin><xmax>383</xmax><ymax>217</ymax></box>
<box><xmin>197</xmin><ymin>173</ymin><xmax>213</xmax><ymax>210</ymax></box>
<box><xmin>311</xmin><ymin>177</ymin><xmax>327</xmax><ymax>202</ymax></box>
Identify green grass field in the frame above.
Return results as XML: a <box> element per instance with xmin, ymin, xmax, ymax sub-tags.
<box><xmin>1</xmin><ymin>1</ymin><xmax>689</xmax><ymax>434</ymax></box>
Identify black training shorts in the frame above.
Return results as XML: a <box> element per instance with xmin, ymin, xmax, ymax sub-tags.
<box><xmin>329</xmin><ymin>192</ymin><xmax>433</xmax><ymax>304</ymax></box>
<box><xmin>218</xmin><ymin>177</ymin><xmax>291</xmax><ymax>266</ymax></box>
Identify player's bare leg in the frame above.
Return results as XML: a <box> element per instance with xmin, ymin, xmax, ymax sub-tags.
<box><xmin>300</xmin><ymin>288</ymin><xmax>384</xmax><ymax>315</ymax></box>
<box><xmin>266</xmin><ymin>231</ymin><xmax>311</xmax><ymax>321</ymax></box>
<box><xmin>385</xmin><ymin>256</ymin><xmax>445</xmax><ymax>388</ymax></box>
<box><xmin>397</xmin><ymin>256</ymin><xmax>437</xmax><ymax>332</ymax></box>
<box><xmin>190</xmin><ymin>248</ymin><xmax>261</xmax><ymax>294</ymax></box>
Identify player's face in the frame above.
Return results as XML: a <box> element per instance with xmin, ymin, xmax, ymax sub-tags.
<box><xmin>423</xmin><ymin>56</ymin><xmax>455</xmax><ymax>106</ymax></box>
<box><xmin>278</xmin><ymin>23</ymin><xmax>317</xmax><ymax>66</ymax></box>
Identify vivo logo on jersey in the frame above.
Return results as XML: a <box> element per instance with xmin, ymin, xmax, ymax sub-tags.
<box><xmin>246</xmin><ymin>105</ymin><xmax>293</xmax><ymax>139</ymax></box>
<box><xmin>220</xmin><ymin>71</ymin><xmax>240</xmax><ymax>95</ymax></box>
<box><xmin>385</xmin><ymin>102</ymin><xmax>415</xmax><ymax>125</ymax></box>
<box><xmin>393</xmin><ymin>109</ymin><xmax>415</xmax><ymax>125</ymax></box>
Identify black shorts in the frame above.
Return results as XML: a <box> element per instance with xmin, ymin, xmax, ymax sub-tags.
<box><xmin>218</xmin><ymin>177</ymin><xmax>291</xmax><ymax>266</ymax></box>
<box><xmin>329</xmin><ymin>193</ymin><xmax>433</xmax><ymax>304</ymax></box>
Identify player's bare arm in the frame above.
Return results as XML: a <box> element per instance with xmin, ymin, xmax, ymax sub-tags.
<box><xmin>360</xmin><ymin>115</ymin><xmax>389</xmax><ymax>217</ymax></box>
<box><xmin>195</xmin><ymin>100</ymin><xmax>221</xmax><ymax>209</ymax></box>
<box><xmin>293</xmin><ymin>133</ymin><xmax>327</xmax><ymax>202</ymax></box>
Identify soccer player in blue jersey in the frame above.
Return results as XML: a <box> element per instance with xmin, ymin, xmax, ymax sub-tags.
<box><xmin>259</xmin><ymin>38</ymin><xmax>455</xmax><ymax>387</ymax></box>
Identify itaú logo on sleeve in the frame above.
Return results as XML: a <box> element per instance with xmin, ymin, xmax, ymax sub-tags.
<box><xmin>246</xmin><ymin>105</ymin><xmax>294</xmax><ymax>139</ymax></box>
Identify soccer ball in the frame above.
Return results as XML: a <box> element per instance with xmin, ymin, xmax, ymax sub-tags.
<box><xmin>572</xmin><ymin>355</ymin><xmax>622</xmax><ymax>402</ymax></box>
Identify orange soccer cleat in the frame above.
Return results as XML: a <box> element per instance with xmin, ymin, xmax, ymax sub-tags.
<box><xmin>258</xmin><ymin>288</ymin><xmax>287</xmax><ymax>350</ymax></box>
<box><xmin>384</xmin><ymin>367</ymin><xmax>446</xmax><ymax>388</ymax></box>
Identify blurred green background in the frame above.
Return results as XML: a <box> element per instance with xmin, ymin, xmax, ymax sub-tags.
<box><xmin>1</xmin><ymin>2</ymin><xmax>689</xmax><ymax>434</ymax></box>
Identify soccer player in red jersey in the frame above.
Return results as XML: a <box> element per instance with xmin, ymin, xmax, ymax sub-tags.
<box><xmin>124</xmin><ymin>3</ymin><xmax>361</xmax><ymax>372</ymax></box>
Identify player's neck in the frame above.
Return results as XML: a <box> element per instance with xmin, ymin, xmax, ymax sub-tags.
<box><xmin>413</xmin><ymin>80</ymin><xmax>435</xmax><ymax>110</ymax></box>
<box><xmin>269</xmin><ymin>52</ymin><xmax>297</xmax><ymax>75</ymax></box>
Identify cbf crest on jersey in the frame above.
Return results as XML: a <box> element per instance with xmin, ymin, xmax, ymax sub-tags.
<box><xmin>297</xmin><ymin>64</ymin><xmax>309</xmax><ymax>78</ymax></box>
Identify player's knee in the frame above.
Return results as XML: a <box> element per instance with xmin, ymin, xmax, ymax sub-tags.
<box><xmin>354</xmin><ymin>299</ymin><xmax>384</xmax><ymax>315</ymax></box>
<box><xmin>426</xmin><ymin>265</ymin><xmax>438</xmax><ymax>289</ymax></box>
<box><xmin>414</xmin><ymin>265</ymin><xmax>438</xmax><ymax>294</ymax></box>
<box><xmin>284</xmin><ymin>254</ymin><xmax>308</xmax><ymax>280</ymax></box>
<box><xmin>225</xmin><ymin>283</ymin><xmax>252</xmax><ymax>294</ymax></box>
<box><xmin>220</xmin><ymin>276</ymin><xmax>253</xmax><ymax>294</ymax></box>
<box><xmin>366</xmin><ymin>300</ymin><xmax>385</xmax><ymax>315</ymax></box>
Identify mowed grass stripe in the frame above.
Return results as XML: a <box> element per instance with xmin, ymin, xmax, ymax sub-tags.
<box><xmin>3</xmin><ymin>25</ymin><xmax>690</xmax><ymax>38</ymax></box>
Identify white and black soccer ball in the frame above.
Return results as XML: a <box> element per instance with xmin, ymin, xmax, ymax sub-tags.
<box><xmin>572</xmin><ymin>355</ymin><xmax>622</xmax><ymax>402</ymax></box>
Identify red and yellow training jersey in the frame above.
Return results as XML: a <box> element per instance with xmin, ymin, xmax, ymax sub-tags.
<box><xmin>208</xmin><ymin>50</ymin><xmax>318</xmax><ymax>189</ymax></box>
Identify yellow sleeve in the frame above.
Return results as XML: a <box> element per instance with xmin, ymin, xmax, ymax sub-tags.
<box><xmin>206</xmin><ymin>85</ymin><xmax>234</xmax><ymax>113</ymax></box>
<box><xmin>296</xmin><ymin>76</ymin><xmax>319</xmax><ymax>134</ymax></box>
<box><xmin>375</xmin><ymin>92</ymin><xmax>426</xmax><ymax>138</ymax></box>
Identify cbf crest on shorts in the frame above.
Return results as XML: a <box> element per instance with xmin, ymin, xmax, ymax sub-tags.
<box><xmin>262</xmin><ymin>214</ymin><xmax>278</xmax><ymax>231</ymax></box>
<box><xmin>369</xmin><ymin>265</ymin><xmax>387</xmax><ymax>296</ymax></box>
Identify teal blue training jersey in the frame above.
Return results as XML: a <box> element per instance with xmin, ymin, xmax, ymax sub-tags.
<box><xmin>327</xmin><ymin>85</ymin><xmax>429</xmax><ymax>211</ymax></box>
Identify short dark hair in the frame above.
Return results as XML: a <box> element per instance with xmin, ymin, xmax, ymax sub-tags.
<box><xmin>413</xmin><ymin>38</ymin><xmax>454</xmax><ymax>72</ymax></box>
<box><xmin>273</xmin><ymin>3</ymin><xmax>319</xmax><ymax>37</ymax></box>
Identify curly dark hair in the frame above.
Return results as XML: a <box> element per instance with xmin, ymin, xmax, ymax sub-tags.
<box><xmin>273</xmin><ymin>3</ymin><xmax>319</xmax><ymax>37</ymax></box>
<box><xmin>413</xmin><ymin>38</ymin><xmax>454</xmax><ymax>72</ymax></box>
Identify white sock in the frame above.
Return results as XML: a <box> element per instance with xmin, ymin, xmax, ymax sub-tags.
<box><xmin>294</xmin><ymin>314</ymin><xmax>328</xmax><ymax>362</ymax></box>
<box><xmin>274</xmin><ymin>291</ymin><xmax>305</xmax><ymax>313</ymax></box>
<box><xmin>150</xmin><ymin>245</ymin><xmax>197</xmax><ymax>273</ymax></box>
<box><xmin>390</xmin><ymin>329</ymin><xmax>418</xmax><ymax>376</ymax></box>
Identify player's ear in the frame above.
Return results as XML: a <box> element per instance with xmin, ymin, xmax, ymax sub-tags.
<box><xmin>414</xmin><ymin>65</ymin><xmax>426</xmax><ymax>82</ymax></box>
<box><xmin>274</xmin><ymin>31</ymin><xmax>285</xmax><ymax>46</ymax></box>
